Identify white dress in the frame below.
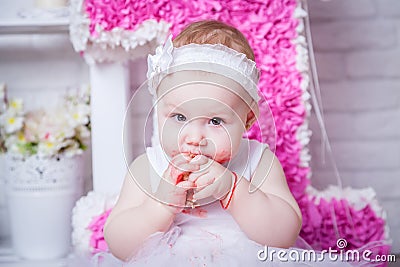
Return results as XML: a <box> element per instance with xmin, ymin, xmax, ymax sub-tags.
<box><xmin>87</xmin><ymin>138</ymin><xmax>357</xmax><ymax>267</ymax></box>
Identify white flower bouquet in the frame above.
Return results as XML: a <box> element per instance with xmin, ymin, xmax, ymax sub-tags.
<box><xmin>0</xmin><ymin>84</ymin><xmax>91</xmax><ymax>158</ymax></box>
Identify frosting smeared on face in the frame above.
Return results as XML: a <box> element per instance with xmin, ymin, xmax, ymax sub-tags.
<box><xmin>213</xmin><ymin>149</ymin><xmax>231</xmax><ymax>164</ymax></box>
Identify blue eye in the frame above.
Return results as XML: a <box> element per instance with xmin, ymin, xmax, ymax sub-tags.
<box><xmin>173</xmin><ymin>114</ymin><xmax>186</xmax><ymax>122</ymax></box>
<box><xmin>210</xmin><ymin>117</ymin><xmax>223</xmax><ymax>126</ymax></box>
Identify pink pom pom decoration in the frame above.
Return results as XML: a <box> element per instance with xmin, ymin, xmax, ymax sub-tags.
<box><xmin>88</xmin><ymin>208</ymin><xmax>112</xmax><ymax>253</ymax></box>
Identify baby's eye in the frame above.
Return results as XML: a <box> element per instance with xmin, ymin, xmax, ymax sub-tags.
<box><xmin>172</xmin><ymin>114</ymin><xmax>186</xmax><ymax>122</ymax></box>
<box><xmin>209</xmin><ymin>117</ymin><xmax>223</xmax><ymax>126</ymax></box>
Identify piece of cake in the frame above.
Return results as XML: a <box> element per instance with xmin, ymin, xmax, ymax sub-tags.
<box><xmin>176</xmin><ymin>153</ymin><xmax>197</xmax><ymax>184</ymax></box>
<box><xmin>175</xmin><ymin>153</ymin><xmax>198</xmax><ymax>209</ymax></box>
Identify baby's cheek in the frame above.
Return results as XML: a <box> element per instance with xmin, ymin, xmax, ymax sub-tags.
<box><xmin>212</xmin><ymin>136</ymin><xmax>233</xmax><ymax>163</ymax></box>
<box><xmin>213</xmin><ymin>149</ymin><xmax>231</xmax><ymax>164</ymax></box>
<box><xmin>170</xmin><ymin>149</ymin><xmax>179</xmax><ymax>158</ymax></box>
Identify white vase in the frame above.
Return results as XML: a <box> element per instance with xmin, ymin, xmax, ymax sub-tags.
<box><xmin>4</xmin><ymin>154</ymin><xmax>85</xmax><ymax>260</ymax></box>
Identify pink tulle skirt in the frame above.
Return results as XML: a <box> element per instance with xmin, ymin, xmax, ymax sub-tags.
<box><xmin>71</xmin><ymin>202</ymin><xmax>363</xmax><ymax>267</ymax></box>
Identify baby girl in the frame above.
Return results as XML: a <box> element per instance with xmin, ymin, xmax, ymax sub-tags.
<box><xmin>103</xmin><ymin>20</ymin><xmax>304</xmax><ymax>266</ymax></box>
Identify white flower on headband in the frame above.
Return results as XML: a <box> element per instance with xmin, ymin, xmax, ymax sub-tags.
<box><xmin>146</xmin><ymin>35</ymin><xmax>174</xmax><ymax>83</ymax></box>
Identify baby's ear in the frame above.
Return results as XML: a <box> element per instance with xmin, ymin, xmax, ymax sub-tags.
<box><xmin>245</xmin><ymin>110</ymin><xmax>256</xmax><ymax>131</ymax></box>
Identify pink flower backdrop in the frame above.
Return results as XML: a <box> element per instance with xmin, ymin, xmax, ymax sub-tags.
<box><xmin>70</xmin><ymin>0</ymin><xmax>391</xmax><ymax>263</ymax></box>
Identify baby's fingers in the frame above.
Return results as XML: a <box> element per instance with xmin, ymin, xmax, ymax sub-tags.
<box><xmin>192</xmin><ymin>184</ymin><xmax>216</xmax><ymax>200</ymax></box>
<box><xmin>187</xmin><ymin>170</ymin><xmax>209</xmax><ymax>183</ymax></box>
<box><xmin>170</xmin><ymin>152</ymin><xmax>202</xmax><ymax>167</ymax></box>
<box><xmin>188</xmin><ymin>154</ymin><xmax>209</xmax><ymax>166</ymax></box>
<box><xmin>170</xmin><ymin>154</ymin><xmax>190</xmax><ymax>166</ymax></box>
<box><xmin>175</xmin><ymin>181</ymin><xmax>195</xmax><ymax>193</ymax></box>
<box><xmin>195</xmin><ymin>175</ymin><xmax>215</xmax><ymax>189</ymax></box>
<box><xmin>175</xmin><ymin>162</ymin><xmax>200</xmax><ymax>173</ymax></box>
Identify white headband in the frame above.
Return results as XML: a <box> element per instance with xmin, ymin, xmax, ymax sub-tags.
<box><xmin>146</xmin><ymin>35</ymin><xmax>261</xmax><ymax>103</ymax></box>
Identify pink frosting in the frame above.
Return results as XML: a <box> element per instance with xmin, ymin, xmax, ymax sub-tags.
<box><xmin>83</xmin><ymin>0</ymin><xmax>390</xmax><ymax>260</ymax></box>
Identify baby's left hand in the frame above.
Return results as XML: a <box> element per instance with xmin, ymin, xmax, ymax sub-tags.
<box><xmin>187</xmin><ymin>155</ymin><xmax>234</xmax><ymax>201</ymax></box>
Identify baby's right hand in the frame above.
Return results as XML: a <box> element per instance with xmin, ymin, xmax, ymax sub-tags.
<box><xmin>156</xmin><ymin>154</ymin><xmax>200</xmax><ymax>214</ymax></box>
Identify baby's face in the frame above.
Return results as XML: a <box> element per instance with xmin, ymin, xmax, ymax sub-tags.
<box><xmin>157</xmin><ymin>82</ymin><xmax>252</xmax><ymax>164</ymax></box>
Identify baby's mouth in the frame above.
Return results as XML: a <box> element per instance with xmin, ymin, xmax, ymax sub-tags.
<box><xmin>186</xmin><ymin>152</ymin><xmax>198</xmax><ymax>159</ymax></box>
<box><xmin>183</xmin><ymin>151</ymin><xmax>212</xmax><ymax>160</ymax></box>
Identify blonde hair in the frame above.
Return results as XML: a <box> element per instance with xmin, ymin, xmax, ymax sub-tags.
<box><xmin>173</xmin><ymin>20</ymin><xmax>255</xmax><ymax>61</ymax></box>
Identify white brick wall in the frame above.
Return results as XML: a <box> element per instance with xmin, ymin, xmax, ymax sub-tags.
<box><xmin>309</xmin><ymin>111</ymin><xmax>400</xmax><ymax>140</ymax></box>
<box><xmin>314</xmin><ymin>52</ymin><xmax>345</xmax><ymax>81</ymax></box>
<box><xmin>307</xmin><ymin>0</ymin><xmax>376</xmax><ymax>19</ymax></box>
<box><xmin>308</xmin><ymin>0</ymin><xmax>400</xmax><ymax>253</ymax></box>
<box><xmin>377</xmin><ymin>0</ymin><xmax>400</xmax><ymax>17</ymax></box>
<box><xmin>312</xmin><ymin>21</ymin><xmax>396</xmax><ymax>51</ymax></box>
<box><xmin>315</xmin><ymin>80</ymin><xmax>400</xmax><ymax>111</ymax></box>
<box><xmin>347</xmin><ymin>49</ymin><xmax>400</xmax><ymax>78</ymax></box>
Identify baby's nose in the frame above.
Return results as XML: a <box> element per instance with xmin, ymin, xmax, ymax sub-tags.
<box><xmin>181</xmin><ymin>122</ymin><xmax>207</xmax><ymax>146</ymax></box>
<box><xmin>184</xmin><ymin>131</ymin><xmax>207</xmax><ymax>146</ymax></box>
